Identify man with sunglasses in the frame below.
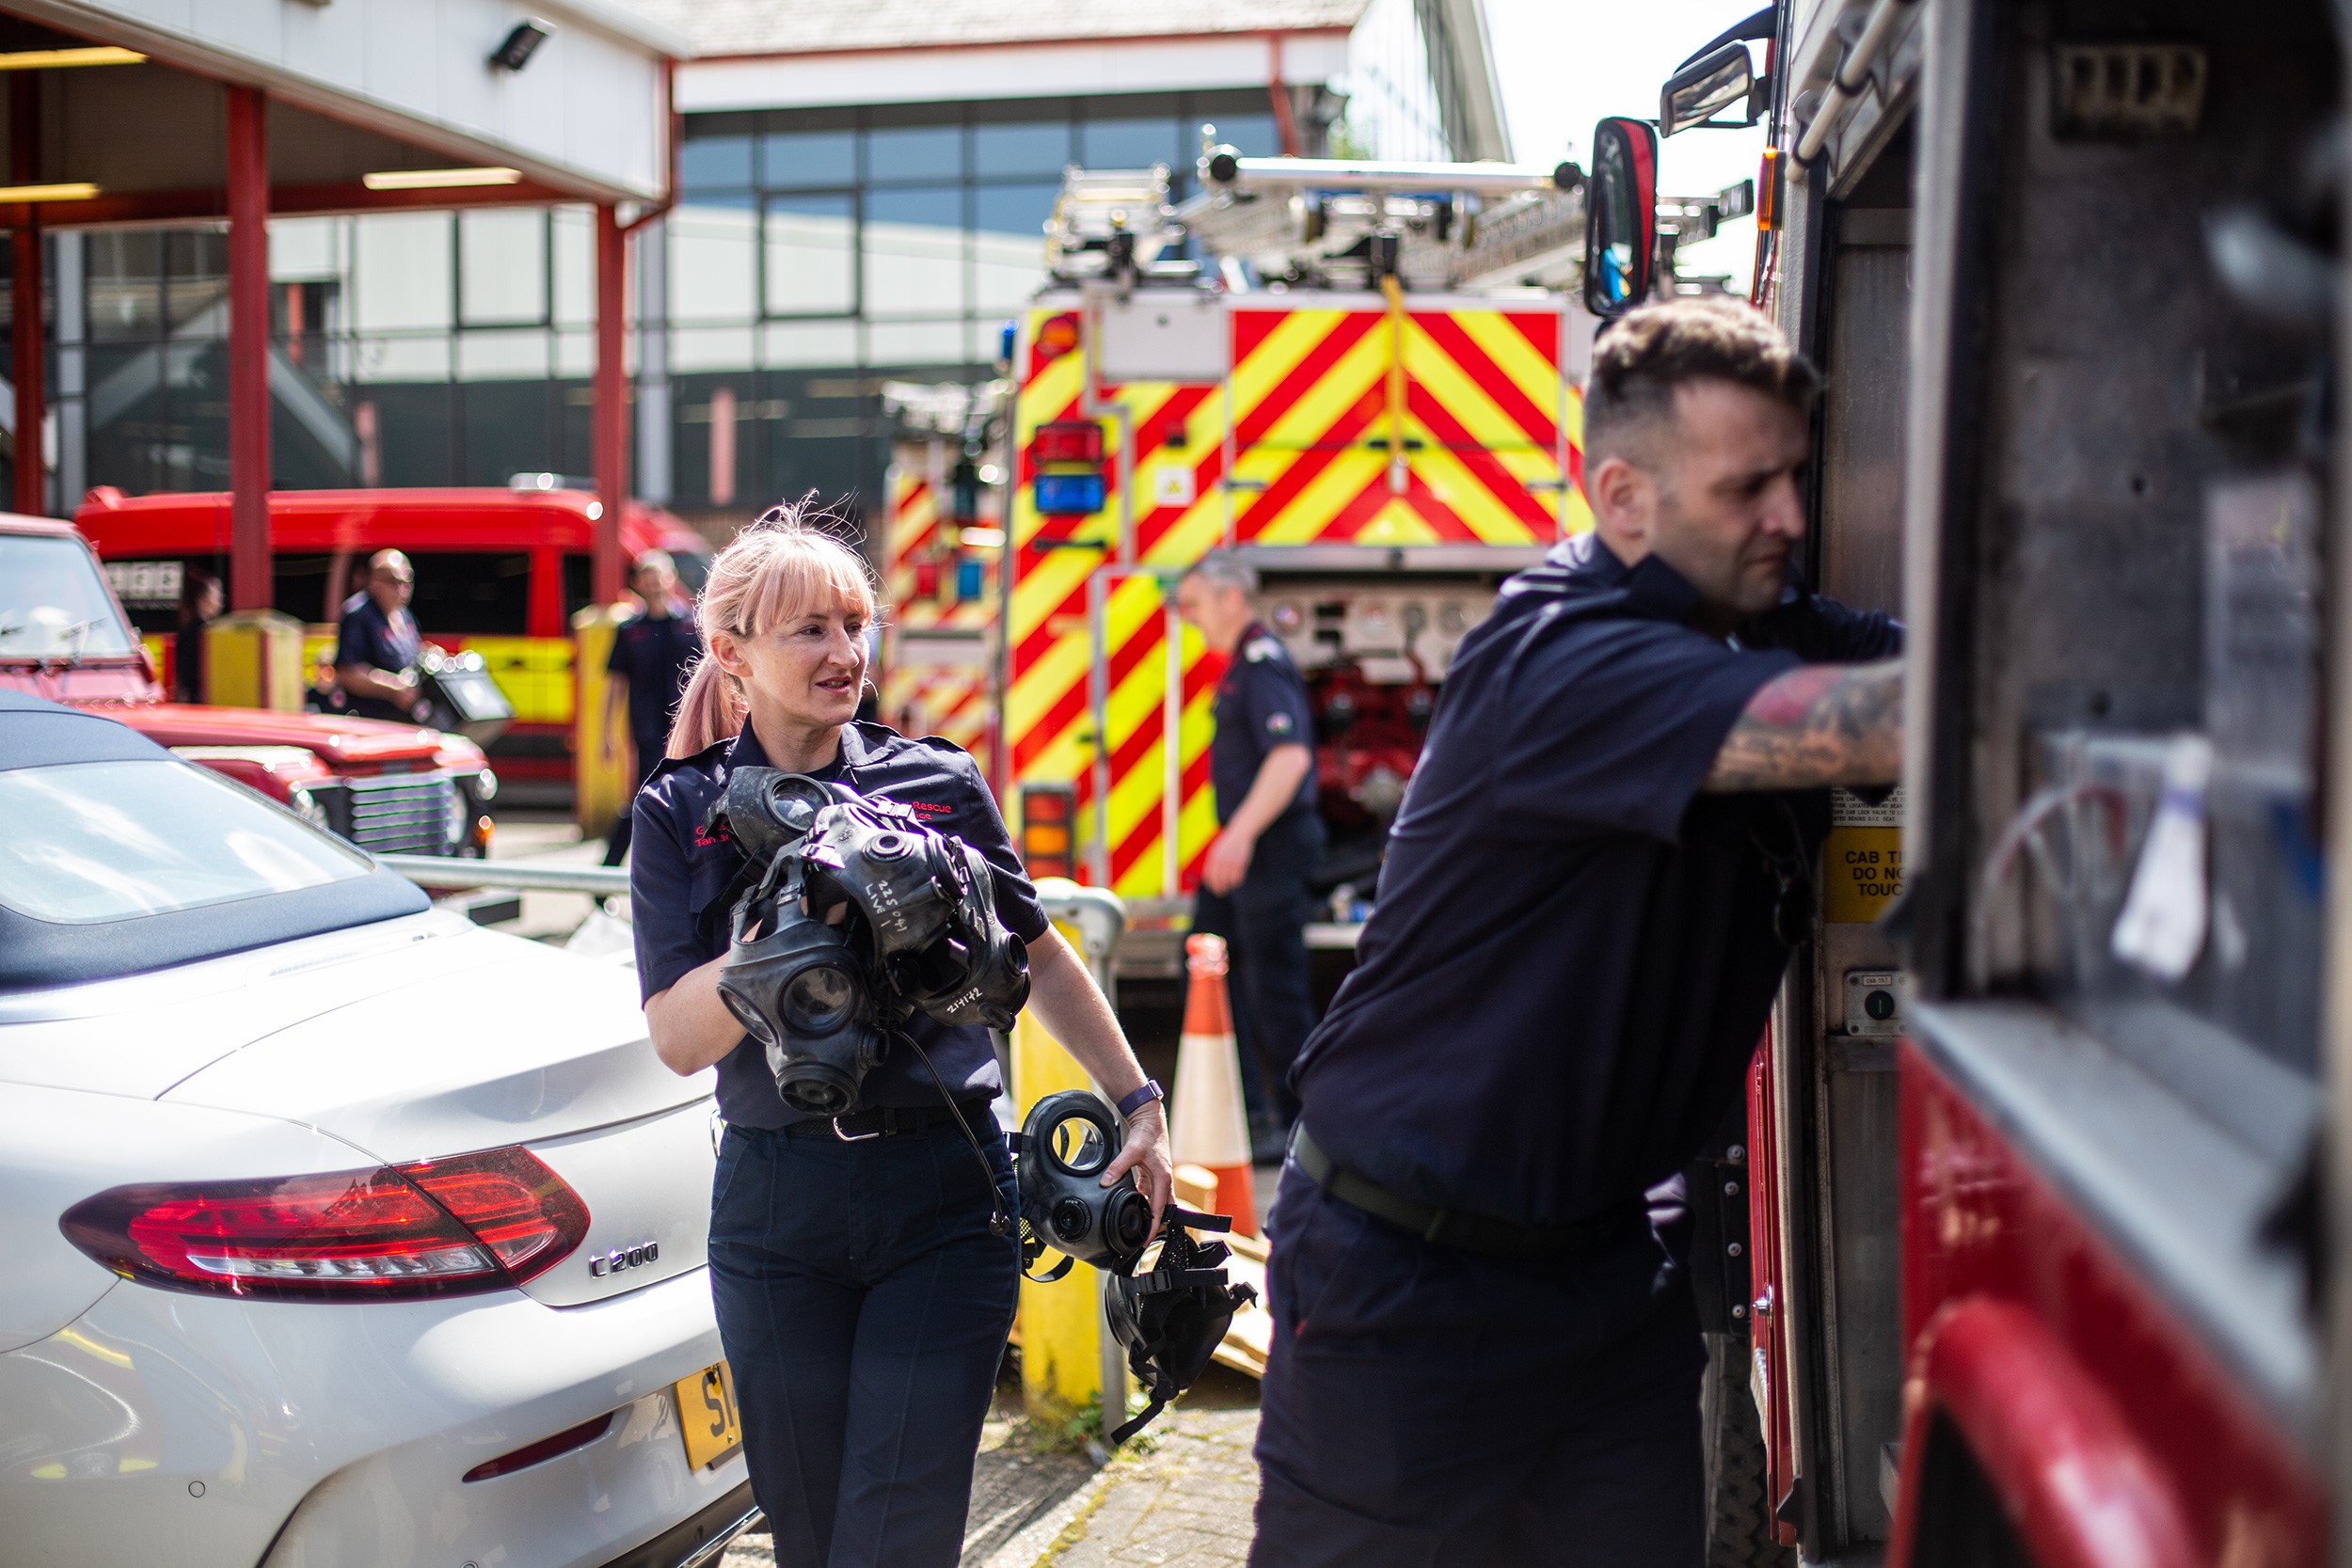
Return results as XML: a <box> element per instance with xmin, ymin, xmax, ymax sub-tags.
<box><xmin>1251</xmin><ymin>298</ymin><xmax>1902</xmax><ymax>1566</ymax></box>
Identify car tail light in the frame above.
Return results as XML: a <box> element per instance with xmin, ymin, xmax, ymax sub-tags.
<box><xmin>59</xmin><ymin>1148</ymin><xmax>590</xmax><ymax>1303</ymax></box>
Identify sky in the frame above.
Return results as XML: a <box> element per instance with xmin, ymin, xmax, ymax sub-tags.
<box><xmin>1482</xmin><ymin>0</ymin><xmax>1771</xmax><ymax>290</ymax></box>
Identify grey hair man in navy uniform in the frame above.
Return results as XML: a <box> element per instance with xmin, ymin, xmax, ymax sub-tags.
<box><xmin>1248</xmin><ymin>299</ymin><xmax>1906</xmax><ymax>1565</ymax></box>
<box><xmin>1175</xmin><ymin>549</ymin><xmax>1322</xmax><ymax>1155</ymax></box>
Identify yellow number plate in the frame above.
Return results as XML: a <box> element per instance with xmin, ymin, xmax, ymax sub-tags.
<box><xmin>675</xmin><ymin>1361</ymin><xmax>742</xmax><ymax>1471</ymax></box>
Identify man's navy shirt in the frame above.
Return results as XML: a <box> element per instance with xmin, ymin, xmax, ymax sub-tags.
<box><xmin>332</xmin><ymin>596</ymin><xmax>421</xmax><ymax>722</ymax></box>
<box><xmin>1292</xmin><ymin>535</ymin><xmax>1900</xmax><ymax>1227</ymax></box>
<box><xmin>628</xmin><ymin>720</ymin><xmax>1051</xmax><ymax>1130</ymax></box>
<box><xmin>1212</xmin><ymin>621</ymin><xmax>1317</xmax><ymax>823</ymax></box>
<box><xmin>607</xmin><ymin>609</ymin><xmax>704</xmax><ymax>749</ymax></box>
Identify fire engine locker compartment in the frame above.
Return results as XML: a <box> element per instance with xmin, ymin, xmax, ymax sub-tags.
<box><xmin>1893</xmin><ymin>0</ymin><xmax>2334</xmax><ymax>1544</ymax></box>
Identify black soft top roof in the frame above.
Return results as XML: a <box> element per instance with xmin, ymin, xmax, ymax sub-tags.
<box><xmin>0</xmin><ymin>693</ymin><xmax>430</xmax><ymax>990</ymax></box>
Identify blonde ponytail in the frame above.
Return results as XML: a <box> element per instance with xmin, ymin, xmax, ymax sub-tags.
<box><xmin>665</xmin><ymin>499</ymin><xmax>880</xmax><ymax>759</ymax></box>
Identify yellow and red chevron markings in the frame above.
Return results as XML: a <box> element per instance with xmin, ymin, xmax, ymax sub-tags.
<box><xmin>881</xmin><ymin>459</ymin><xmax>997</xmax><ymax>778</ymax></box>
<box><xmin>1003</xmin><ymin>299</ymin><xmax>1586</xmax><ymax>897</ymax></box>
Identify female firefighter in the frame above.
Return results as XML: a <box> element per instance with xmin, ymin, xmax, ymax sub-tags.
<box><xmin>628</xmin><ymin>504</ymin><xmax>1173</xmax><ymax>1567</ymax></box>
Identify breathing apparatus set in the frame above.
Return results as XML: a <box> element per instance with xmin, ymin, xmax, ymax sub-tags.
<box><xmin>1014</xmin><ymin>1090</ymin><xmax>1259</xmax><ymax>1440</ymax></box>
<box><xmin>707</xmin><ymin>767</ymin><xmax>1252</xmax><ymax>1436</ymax></box>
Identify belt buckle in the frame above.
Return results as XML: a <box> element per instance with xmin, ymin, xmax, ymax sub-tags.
<box><xmin>832</xmin><ymin>1116</ymin><xmax>882</xmax><ymax>1143</ymax></box>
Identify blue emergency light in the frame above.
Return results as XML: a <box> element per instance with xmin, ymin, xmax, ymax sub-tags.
<box><xmin>1033</xmin><ymin>472</ymin><xmax>1105</xmax><ymax>515</ymax></box>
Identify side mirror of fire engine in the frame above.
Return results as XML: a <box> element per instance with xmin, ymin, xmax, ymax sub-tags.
<box><xmin>1661</xmin><ymin>41</ymin><xmax>1761</xmax><ymax>136</ymax></box>
<box><xmin>1583</xmin><ymin>117</ymin><xmax>1660</xmax><ymax>319</ymax></box>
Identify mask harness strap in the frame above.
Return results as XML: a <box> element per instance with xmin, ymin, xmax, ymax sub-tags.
<box><xmin>898</xmin><ymin>1022</ymin><xmax>1014</xmax><ymax>1239</ymax></box>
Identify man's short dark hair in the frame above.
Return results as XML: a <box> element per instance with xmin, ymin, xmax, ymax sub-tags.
<box><xmin>1583</xmin><ymin>299</ymin><xmax>1818</xmax><ymax>467</ymax></box>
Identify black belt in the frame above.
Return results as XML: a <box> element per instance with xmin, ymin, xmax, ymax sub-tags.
<box><xmin>1290</xmin><ymin>1123</ymin><xmax>1640</xmax><ymax>1259</ymax></box>
<box><xmin>760</xmin><ymin>1101</ymin><xmax>995</xmax><ymax>1143</ymax></box>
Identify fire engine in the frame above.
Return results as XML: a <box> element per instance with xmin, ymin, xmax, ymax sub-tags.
<box><xmin>1627</xmin><ymin>2</ymin><xmax>2336</xmax><ymax>1563</ymax></box>
<box><xmin>882</xmin><ymin>141</ymin><xmax>1769</xmax><ymax>970</ymax></box>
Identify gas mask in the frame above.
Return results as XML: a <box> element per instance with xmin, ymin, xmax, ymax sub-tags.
<box><xmin>799</xmin><ymin>799</ymin><xmax>1032</xmax><ymax>1031</ymax></box>
<box><xmin>710</xmin><ymin>769</ymin><xmax>1030</xmax><ymax>1122</ymax></box>
<box><xmin>1101</xmin><ymin>1226</ymin><xmax>1258</xmax><ymax>1441</ymax></box>
<box><xmin>1016</xmin><ymin>1091</ymin><xmax>1160</xmax><ymax>1278</ymax></box>
<box><xmin>714</xmin><ymin>851</ymin><xmax>886</xmax><ymax>1117</ymax></box>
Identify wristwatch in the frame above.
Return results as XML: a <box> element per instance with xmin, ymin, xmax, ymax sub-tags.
<box><xmin>1116</xmin><ymin>1078</ymin><xmax>1166</xmax><ymax>1120</ymax></box>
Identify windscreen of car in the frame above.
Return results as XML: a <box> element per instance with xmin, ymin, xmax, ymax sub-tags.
<box><xmin>0</xmin><ymin>758</ymin><xmax>371</xmax><ymax>923</ymax></box>
<box><xmin>0</xmin><ymin>535</ymin><xmax>140</xmax><ymax>658</ymax></box>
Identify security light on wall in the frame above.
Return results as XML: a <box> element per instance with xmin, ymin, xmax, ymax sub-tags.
<box><xmin>488</xmin><ymin>19</ymin><xmax>551</xmax><ymax>72</ymax></box>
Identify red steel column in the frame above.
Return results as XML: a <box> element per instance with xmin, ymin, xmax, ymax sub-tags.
<box><xmin>226</xmin><ymin>86</ymin><xmax>271</xmax><ymax>611</ymax></box>
<box><xmin>11</xmin><ymin>73</ymin><xmax>42</xmax><ymax>516</ymax></box>
<box><xmin>592</xmin><ymin>203</ymin><xmax>627</xmax><ymax>605</ymax></box>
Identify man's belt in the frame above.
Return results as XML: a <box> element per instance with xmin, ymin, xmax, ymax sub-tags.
<box><xmin>1290</xmin><ymin>1123</ymin><xmax>1640</xmax><ymax>1259</ymax></box>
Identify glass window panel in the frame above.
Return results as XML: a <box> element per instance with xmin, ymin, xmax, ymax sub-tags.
<box><xmin>0</xmin><ymin>760</ymin><xmax>366</xmax><ymax>924</ymax></box>
<box><xmin>763</xmin><ymin>194</ymin><xmax>854</xmax><ymax>317</ymax></box>
<box><xmin>975</xmin><ymin>120</ymin><xmax>1071</xmax><ymax>178</ymax></box>
<box><xmin>555</xmin><ymin>327</ymin><xmax>594</xmax><ymax>378</ymax></box>
<box><xmin>1079</xmin><ymin>118</ymin><xmax>1177</xmax><ymax>168</ymax></box>
<box><xmin>459</xmin><ymin>209</ymin><xmax>548</xmax><ymax>326</ymax></box>
<box><xmin>761</xmin><ymin>130</ymin><xmax>855</xmax><ymax>186</ymax></box>
<box><xmin>86</xmin><ymin>230</ymin><xmax>162</xmax><ymax>343</ymax></box>
<box><xmin>456</xmin><ymin>328</ymin><xmax>551</xmax><ymax>379</ymax></box>
<box><xmin>760</xmin><ymin>320</ymin><xmax>858</xmax><ymax>369</ymax></box>
<box><xmin>354</xmin><ymin>213</ymin><xmax>453</xmax><ymax>333</ymax></box>
<box><xmin>1209</xmin><ymin>113</ymin><xmax>1280</xmax><ymax>156</ymax></box>
<box><xmin>974</xmin><ymin>226</ymin><xmax>1047</xmax><ymax>315</ymax></box>
<box><xmin>269</xmin><ymin>216</ymin><xmax>342</xmax><ymax>280</ymax></box>
<box><xmin>354</xmin><ymin>335</ymin><xmax>452</xmax><ymax>383</ymax></box>
<box><xmin>866</xmin><ymin>318</ymin><xmax>965</xmax><ymax>367</ymax></box>
<box><xmin>863</xmin><ymin>187</ymin><xmax>966</xmax><ymax>318</ymax></box>
<box><xmin>867</xmin><ymin>124</ymin><xmax>963</xmax><ymax>182</ymax></box>
<box><xmin>668</xmin><ymin>203</ymin><xmax>758</xmax><ymax>323</ymax></box>
<box><xmin>551</xmin><ymin>205</ymin><xmax>594</xmax><ymax>326</ymax></box>
<box><xmin>974</xmin><ymin>182</ymin><xmax>1058</xmax><ymax>237</ymax></box>
<box><xmin>672</xmin><ymin>324</ymin><xmax>756</xmax><ymax>373</ymax></box>
<box><xmin>681</xmin><ymin>134</ymin><xmax>753</xmax><ymax>188</ymax></box>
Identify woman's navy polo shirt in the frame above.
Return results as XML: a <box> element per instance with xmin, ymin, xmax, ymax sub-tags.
<box><xmin>628</xmin><ymin>720</ymin><xmax>1052</xmax><ymax>1130</ymax></box>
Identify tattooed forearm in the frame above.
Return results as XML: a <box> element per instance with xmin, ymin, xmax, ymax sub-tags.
<box><xmin>1701</xmin><ymin>659</ymin><xmax>1903</xmax><ymax>791</ymax></box>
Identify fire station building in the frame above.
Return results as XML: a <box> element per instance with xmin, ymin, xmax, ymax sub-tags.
<box><xmin>632</xmin><ymin>0</ymin><xmax>1512</xmax><ymax>526</ymax></box>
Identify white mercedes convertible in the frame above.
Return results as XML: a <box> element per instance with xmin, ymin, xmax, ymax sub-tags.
<box><xmin>0</xmin><ymin>693</ymin><xmax>753</xmax><ymax>1567</ymax></box>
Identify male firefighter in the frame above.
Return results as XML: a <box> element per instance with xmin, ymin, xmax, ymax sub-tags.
<box><xmin>601</xmin><ymin>549</ymin><xmax>703</xmax><ymax>865</ymax></box>
<box><xmin>333</xmin><ymin>549</ymin><xmax>428</xmax><ymax>723</ymax></box>
<box><xmin>1250</xmin><ymin>299</ymin><xmax>1904</xmax><ymax>1565</ymax></box>
<box><xmin>1175</xmin><ymin>549</ymin><xmax>1322</xmax><ymax>1158</ymax></box>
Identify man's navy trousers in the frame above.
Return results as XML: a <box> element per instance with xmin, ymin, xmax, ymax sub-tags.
<box><xmin>1250</xmin><ymin>1161</ymin><xmax>1705</xmax><ymax>1567</ymax></box>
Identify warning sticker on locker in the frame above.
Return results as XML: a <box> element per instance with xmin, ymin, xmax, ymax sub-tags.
<box><xmin>1823</xmin><ymin>787</ymin><xmax>1905</xmax><ymax>923</ymax></box>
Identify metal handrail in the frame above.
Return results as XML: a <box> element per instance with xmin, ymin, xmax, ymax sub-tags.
<box><xmin>1030</xmin><ymin>877</ymin><xmax>1126</xmax><ymax>984</ymax></box>
<box><xmin>375</xmin><ymin>855</ymin><xmax>630</xmax><ymax>896</ymax></box>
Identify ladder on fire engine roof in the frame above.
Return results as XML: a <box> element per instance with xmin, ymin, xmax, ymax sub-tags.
<box><xmin>1044</xmin><ymin>129</ymin><xmax>1590</xmax><ymax>295</ymax></box>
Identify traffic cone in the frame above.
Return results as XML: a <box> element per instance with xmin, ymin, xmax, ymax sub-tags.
<box><xmin>1170</xmin><ymin>933</ymin><xmax>1259</xmax><ymax>1237</ymax></box>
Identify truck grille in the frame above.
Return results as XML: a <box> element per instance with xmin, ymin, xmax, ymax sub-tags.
<box><xmin>344</xmin><ymin>772</ymin><xmax>458</xmax><ymax>856</ymax></box>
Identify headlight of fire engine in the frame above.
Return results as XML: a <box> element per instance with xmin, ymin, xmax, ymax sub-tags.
<box><xmin>473</xmin><ymin>768</ymin><xmax>498</xmax><ymax>803</ymax></box>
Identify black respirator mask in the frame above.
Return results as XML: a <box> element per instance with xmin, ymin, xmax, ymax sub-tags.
<box><xmin>1102</xmin><ymin>1227</ymin><xmax>1258</xmax><ymax>1441</ymax></box>
<box><xmin>800</xmin><ymin>799</ymin><xmax>1031</xmax><ymax>1031</ymax></box>
<box><xmin>708</xmin><ymin>768</ymin><xmax>1030</xmax><ymax>1132</ymax></box>
<box><xmin>1015</xmin><ymin>1091</ymin><xmax>1161</xmax><ymax>1278</ymax></box>
<box><xmin>715</xmin><ymin>852</ymin><xmax>887</xmax><ymax>1117</ymax></box>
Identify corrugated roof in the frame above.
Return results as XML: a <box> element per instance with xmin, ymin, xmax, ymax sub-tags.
<box><xmin>616</xmin><ymin>0</ymin><xmax>1369</xmax><ymax>58</ymax></box>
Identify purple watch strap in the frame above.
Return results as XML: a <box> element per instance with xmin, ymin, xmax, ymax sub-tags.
<box><xmin>1117</xmin><ymin>1079</ymin><xmax>1166</xmax><ymax>1118</ymax></box>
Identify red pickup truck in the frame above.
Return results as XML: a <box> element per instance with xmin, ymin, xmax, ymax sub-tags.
<box><xmin>1</xmin><ymin>512</ymin><xmax>494</xmax><ymax>858</ymax></box>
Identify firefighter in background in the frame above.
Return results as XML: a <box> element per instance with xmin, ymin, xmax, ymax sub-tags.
<box><xmin>332</xmin><ymin>549</ymin><xmax>428</xmax><ymax>722</ymax></box>
<box><xmin>1175</xmin><ymin>549</ymin><xmax>1322</xmax><ymax>1160</ymax></box>
<box><xmin>601</xmin><ymin>549</ymin><xmax>703</xmax><ymax>866</ymax></box>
